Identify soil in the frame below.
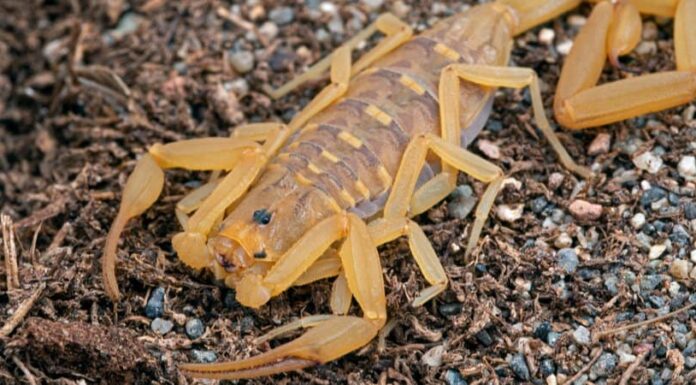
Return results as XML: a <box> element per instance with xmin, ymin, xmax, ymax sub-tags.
<box><xmin>1</xmin><ymin>1</ymin><xmax>695</xmax><ymax>385</ymax></box>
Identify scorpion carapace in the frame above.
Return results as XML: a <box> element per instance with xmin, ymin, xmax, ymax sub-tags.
<box><xmin>101</xmin><ymin>0</ymin><xmax>696</xmax><ymax>380</ymax></box>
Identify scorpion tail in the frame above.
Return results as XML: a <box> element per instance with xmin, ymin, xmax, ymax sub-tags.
<box><xmin>179</xmin><ymin>316</ymin><xmax>379</xmax><ymax>380</ymax></box>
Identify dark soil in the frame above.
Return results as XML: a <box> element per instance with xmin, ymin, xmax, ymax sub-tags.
<box><xmin>1</xmin><ymin>1</ymin><xmax>695</xmax><ymax>385</ymax></box>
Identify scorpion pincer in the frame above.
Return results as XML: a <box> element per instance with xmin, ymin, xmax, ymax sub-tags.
<box><xmin>101</xmin><ymin>0</ymin><xmax>696</xmax><ymax>379</ymax></box>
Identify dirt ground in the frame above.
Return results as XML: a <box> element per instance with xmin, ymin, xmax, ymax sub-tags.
<box><xmin>1</xmin><ymin>0</ymin><xmax>696</xmax><ymax>384</ymax></box>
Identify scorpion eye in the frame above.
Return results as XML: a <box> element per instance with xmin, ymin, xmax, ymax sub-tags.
<box><xmin>252</xmin><ymin>209</ymin><xmax>272</xmax><ymax>225</ymax></box>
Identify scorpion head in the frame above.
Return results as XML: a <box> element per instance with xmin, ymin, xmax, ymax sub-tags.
<box><xmin>205</xmin><ymin>170</ymin><xmax>338</xmax><ymax>307</ymax></box>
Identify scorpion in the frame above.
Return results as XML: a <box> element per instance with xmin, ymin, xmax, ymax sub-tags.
<box><xmin>102</xmin><ymin>0</ymin><xmax>695</xmax><ymax>380</ymax></box>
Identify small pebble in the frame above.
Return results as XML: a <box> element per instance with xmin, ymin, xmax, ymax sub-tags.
<box><xmin>640</xmin><ymin>274</ymin><xmax>663</xmax><ymax>292</ymax></box>
<box><xmin>605</xmin><ymin>275</ymin><xmax>619</xmax><ymax>295</ymax></box>
<box><xmin>192</xmin><ymin>350</ymin><xmax>217</xmax><ymax>363</ymax></box>
<box><xmin>269</xmin><ymin>6</ymin><xmax>294</xmax><ymax>25</ymax></box>
<box><xmin>151</xmin><ymin>318</ymin><xmax>173</xmax><ymax>335</ymax></box>
<box><xmin>439</xmin><ymin>303</ymin><xmax>463</xmax><ymax>316</ymax></box>
<box><xmin>573</xmin><ymin>325</ymin><xmax>591</xmax><ymax>345</ymax></box>
<box><xmin>259</xmin><ymin>21</ymin><xmax>279</xmax><ymax>41</ymax></box>
<box><xmin>649</xmin><ymin>244</ymin><xmax>667</xmax><ymax>260</ymax></box>
<box><xmin>534</xmin><ymin>321</ymin><xmax>553</xmax><ymax>343</ymax></box>
<box><xmin>538</xmin><ymin>28</ymin><xmax>555</xmax><ymax>45</ymax></box>
<box><xmin>635</xmin><ymin>40</ymin><xmax>657</xmax><ymax>55</ymax></box>
<box><xmin>677</xmin><ymin>155</ymin><xmax>696</xmax><ymax>180</ymax></box>
<box><xmin>630</xmin><ymin>212</ymin><xmax>646</xmax><ymax>229</ymax></box>
<box><xmin>549</xmin><ymin>172</ymin><xmax>564</xmax><ymax>189</ymax></box>
<box><xmin>554</xmin><ymin>233</ymin><xmax>573</xmax><ymax>249</ymax></box>
<box><xmin>684</xmin><ymin>202</ymin><xmax>696</xmax><ymax>220</ymax></box>
<box><xmin>548</xmin><ymin>331</ymin><xmax>562</xmax><ymax>347</ymax></box>
<box><xmin>590</xmin><ymin>353</ymin><xmax>617</xmax><ymax>379</ymax></box>
<box><xmin>531</xmin><ymin>196</ymin><xmax>548</xmax><ymax>214</ymax></box>
<box><xmin>477</xmin><ymin>139</ymin><xmax>500</xmax><ymax>159</ymax></box>
<box><xmin>556</xmin><ymin>40</ymin><xmax>573</xmax><ymax>55</ymax></box>
<box><xmin>497</xmin><ymin>204</ymin><xmax>523</xmax><ymax>222</ymax></box>
<box><xmin>670</xmin><ymin>260</ymin><xmax>691</xmax><ymax>280</ymax></box>
<box><xmin>421</xmin><ymin>344</ymin><xmax>445</xmax><ymax>367</ymax></box>
<box><xmin>475</xmin><ymin>330</ymin><xmax>493</xmax><ymax>346</ymax></box>
<box><xmin>633</xmin><ymin>151</ymin><xmax>663</xmax><ymax>174</ymax></box>
<box><xmin>229</xmin><ymin>50</ymin><xmax>254</xmax><ymax>73</ymax></box>
<box><xmin>185</xmin><ymin>318</ymin><xmax>205</xmax><ymax>339</ymax></box>
<box><xmin>569</xmin><ymin>199</ymin><xmax>602</xmax><ymax>221</ymax></box>
<box><xmin>448</xmin><ymin>185</ymin><xmax>477</xmax><ymax>220</ymax></box>
<box><xmin>445</xmin><ymin>369</ymin><xmax>468</xmax><ymax>385</ymax></box>
<box><xmin>509</xmin><ymin>354</ymin><xmax>530</xmax><ymax>381</ymax></box>
<box><xmin>540</xmin><ymin>358</ymin><xmax>556</xmax><ymax>377</ymax></box>
<box><xmin>558</xmin><ymin>248</ymin><xmax>579</xmax><ymax>274</ymax></box>
<box><xmin>145</xmin><ymin>287</ymin><xmax>165</xmax><ymax>318</ymax></box>
<box><xmin>328</xmin><ymin>15</ymin><xmax>344</xmax><ymax>34</ymax></box>
<box><xmin>587</xmin><ymin>133</ymin><xmax>611</xmax><ymax>156</ymax></box>
<box><xmin>568</xmin><ymin>15</ymin><xmax>586</xmax><ymax>27</ymax></box>
<box><xmin>641</xmin><ymin>187</ymin><xmax>667</xmax><ymax>206</ymax></box>
<box><xmin>670</xmin><ymin>224</ymin><xmax>691</xmax><ymax>246</ymax></box>
<box><xmin>361</xmin><ymin>0</ymin><xmax>384</xmax><ymax>10</ymax></box>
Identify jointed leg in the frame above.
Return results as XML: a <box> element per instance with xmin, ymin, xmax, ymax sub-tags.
<box><xmin>180</xmin><ymin>213</ymin><xmax>387</xmax><ymax>380</ymax></box>
<box><xmin>264</xmin><ymin>13</ymin><xmax>412</xmax><ymax>100</ymax></box>
<box><xmin>368</xmin><ymin>217</ymin><xmax>449</xmax><ymax>306</ymax></box>
<box><xmin>554</xmin><ymin>0</ymin><xmax>696</xmax><ymax>130</ymax></box>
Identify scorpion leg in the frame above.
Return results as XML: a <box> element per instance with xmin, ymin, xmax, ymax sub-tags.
<box><xmin>264</xmin><ymin>13</ymin><xmax>412</xmax><ymax>100</ymax></box>
<box><xmin>499</xmin><ymin>0</ymin><xmax>582</xmax><ymax>35</ymax></box>
<box><xmin>181</xmin><ymin>213</ymin><xmax>386</xmax><ymax>380</ymax></box>
<box><xmin>411</xmin><ymin>62</ymin><xmax>591</xmax><ymax>218</ymax></box>
<box><xmin>368</xmin><ymin>217</ymin><xmax>449</xmax><ymax>306</ymax></box>
<box><xmin>443</xmin><ymin>64</ymin><xmax>593</xmax><ymax>178</ymax></box>
<box><xmin>384</xmin><ymin>133</ymin><xmax>504</xmax><ymax>260</ymax></box>
<box><xmin>554</xmin><ymin>0</ymin><xmax>696</xmax><ymax>130</ymax></box>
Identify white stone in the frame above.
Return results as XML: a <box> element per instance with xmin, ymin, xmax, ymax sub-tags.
<box><xmin>502</xmin><ymin>177</ymin><xmax>522</xmax><ymax>190</ymax></box>
<box><xmin>649</xmin><ymin>244</ymin><xmax>667</xmax><ymax>260</ymax></box>
<box><xmin>670</xmin><ymin>259</ymin><xmax>691</xmax><ymax>280</ymax></box>
<box><xmin>497</xmin><ymin>204</ymin><xmax>524</xmax><ymax>222</ymax></box>
<box><xmin>421</xmin><ymin>344</ymin><xmax>445</xmax><ymax>367</ymax></box>
<box><xmin>477</xmin><ymin>139</ymin><xmax>501</xmax><ymax>159</ymax></box>
<box><xmin>691</xmin><ymin>250</ymin><xmax>696</xmax><ymax>263</ymax></box>
<box><xmin>554</xmin><ymin>233</ymin><xmax>573</xmax><ymax>249</ymax></box>
<box><xmin>539</xmin><ymin>28</ymin><xmax>555</xmax><ymax>45</ymax></box>
<box><xmin>678</xmin><ymin>156</ymin><xmax>696</xmax><ymax>180</ymax></box>
<box><xmin>556</xmin><ymin>40</ymin><xmax>573</xmax><ymax>55</ymax></box>
<box><xmin>546</xmin><ymin>374</ymin><xmax>557</xmax><ymax>385</ymax></box>
<box><xmin>630</xmin><ymin>213</ymin><xmax>646</xmax><ymax>229</ymax></box>
<box><xmin>633</xmin><ymin>151</ymin><xmax>663</xmax><ymax>174</ymax></box>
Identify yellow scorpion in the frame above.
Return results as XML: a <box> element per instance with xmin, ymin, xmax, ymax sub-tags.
<box><xmin>102</xmin><ymin>0</ymin><xmax>695</xmax><ymax>379</ymax></box>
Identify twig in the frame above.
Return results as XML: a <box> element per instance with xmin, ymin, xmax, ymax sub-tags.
<box><xmin>594</xmin><ymin>302</ymin><xmax>696</xmax><ymax>340</ymax></box>
<box><xmin>619</xmin><ymin>351</ymin><xmax>648</xmax><ymax>385</ymax></box>
<box><xmin>565</xmin><ymin>349</ymin><xmax>603</xmax><ymax>385</ymax></box>
<box><xmin>2</xmin><ymin>214</ymin><xmax>20</xmax><ymax>292</ymax></box>
<box><xmin>11</xmin><ymin>356</ymin><xmax>37</xmax><ymax>385</ymax></box>
<box><xmin>0</xmin><ymin>282</ymin><xmax>45</xmax><ymax>337</ymax></box>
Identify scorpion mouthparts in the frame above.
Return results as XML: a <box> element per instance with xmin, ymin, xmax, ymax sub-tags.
<box><xmin>208</xmin><ymin>235</ymin><xmax>254</xmax><ymax>272</ymax></box>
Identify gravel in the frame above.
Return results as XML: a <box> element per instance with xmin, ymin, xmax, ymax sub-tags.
<box><xmin>573</xmin><ymin>326</ymin><xmax>591</xmax><ymax>345</ymax></box>
<box><xmin>558</xmin><ymin>248</ymin><xmax>579</xmax><ymax>274</ymax></box>
<box><xmin>185</xmin><ymin>318</ymin><xmax>205</xmax><ymax>339</ymax></box>
<box><xmin>590</xmin><ymin>353</ymin><xmax>617</xmax><ymax>379</ymax></box>
<box><xmin>191</xmin><ymin>350</ymin><xmax>217</xmax><ymax>363</ymax></box>
<box><xmin>509</xmin><ymin>354</ymin><xmax>530</xmax><ymax>381</ymax></box>
<box><xmin>145</xmin><ymin>287</ymin><xmax>165</xmax><ymax>319</ymax></box>
<box><xmin>151</xmin><ymin>318</ymin><xmax>174</xmax><ymax>335</ymax></box>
